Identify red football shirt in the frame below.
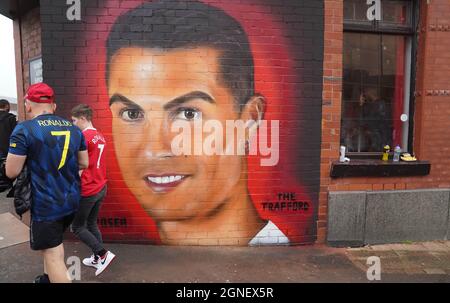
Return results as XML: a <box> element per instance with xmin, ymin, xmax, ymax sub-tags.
<box><xmin>81</xmin><ymin>128</ymin><xmax>107</xmax><ymax>197</ymax></box>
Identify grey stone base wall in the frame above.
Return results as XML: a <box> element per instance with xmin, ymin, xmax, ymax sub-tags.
<box><xmin>327</xmin><ymin>189</ymin><xmax>450</xmax><ymax>247</ymax></box>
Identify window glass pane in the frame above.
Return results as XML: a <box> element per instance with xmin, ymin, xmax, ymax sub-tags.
<box><xmin>341</xmin><ymin>32</ymin><xmax>408</xmax><ymax>153</ymax></box>
<box><xmin>344</xmin><ymin>0</ymin><xmax>371</xmax><ymax>23</ymax></box>
<box><xmin>381</xmin><ymin>35</ymin><xmax>406</xmax><ymax>148</ymax></box>
<box><xmin>382</xmin><ymin>1</ymin><xmax>411</xmax><ymax>26</ymax></box>
<box><xmin>344</xmin><ymin>0</ymin><xmax>412</xmax><ymax>28</ymax></box>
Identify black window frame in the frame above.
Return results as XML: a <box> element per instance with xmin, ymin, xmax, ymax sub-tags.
<box><xmin>342</xmin><ymin>0</ymin><xmax>420</xmax><ymax>158</ymax></box>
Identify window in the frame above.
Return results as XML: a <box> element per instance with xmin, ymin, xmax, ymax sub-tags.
<box><xmin>341</xmin><ymin>0</ymin><xmax>417</xmax><ymax>154</ymax></box>
<box><xmin>344</xmin><ymin>0</ymin><xmax>413</xmax><ymax>30</ymax></box>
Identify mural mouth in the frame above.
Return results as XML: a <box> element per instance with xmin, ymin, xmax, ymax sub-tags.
<box><xmin>144</xmin><ymin>174</ymin><xmax>189</xmax><ymax>193</ymax></box>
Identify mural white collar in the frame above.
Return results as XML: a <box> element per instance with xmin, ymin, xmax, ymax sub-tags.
<box><xmin>248</xmin><ymin>220</ymin><xmax>289</xmax><ymax>246</ymax></box>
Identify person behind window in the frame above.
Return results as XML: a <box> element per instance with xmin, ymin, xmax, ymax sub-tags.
<box><xmin>359</xmin><ymin>87</ymin><xmax>392</xmax><ymax>152</ymax></box>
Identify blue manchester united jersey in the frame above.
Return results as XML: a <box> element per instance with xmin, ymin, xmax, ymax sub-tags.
<box><xmin>9</xmin><ymin>114</ymin><xmax>87</xmax><ymax>221</ymax></box>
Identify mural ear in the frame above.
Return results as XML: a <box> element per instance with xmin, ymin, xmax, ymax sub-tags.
<box><xmin>241</xmin><ymin>94</ymin><xmax>266</xmax><ymax>135</ymax></box>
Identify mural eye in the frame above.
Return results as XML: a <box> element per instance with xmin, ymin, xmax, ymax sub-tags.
<box><xmin>175</xmin><ymin>108</ymin><xmax>202</xmax><ymax>121</ymax></box>
<box><xmin>120</xmin><ymin>109</ymin><xmax>144</xmax><ymax>121</ymax></box>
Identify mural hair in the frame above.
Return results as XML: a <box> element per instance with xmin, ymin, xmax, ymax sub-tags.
<box><xmin>105</xmin><ymin>0</ymin><xmax>255</xmax><ymax>111</ymax></box>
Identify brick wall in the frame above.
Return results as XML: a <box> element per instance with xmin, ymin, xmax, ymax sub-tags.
<box><xmin>413</xmin><ymin>0</ymin><xmax>450</xmax><ymax>186</ymax></box>
<box><xmin>14</xmin><ymin>6</ymin><xmax>41</xmax><ymax>120</ymax></box>
<box><xmin>319</xmin><ymin>0</ymin><xmax>343</xmax><ymax>243</ymax></box>
<box><xmin>318</xmin><ymin>0</ymin><xmax>450</xmax><ymax>243</ymax></box>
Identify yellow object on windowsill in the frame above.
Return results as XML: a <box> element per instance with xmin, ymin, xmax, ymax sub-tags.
<box><xmin>382</xmin><ymin>145</ymin><xmax>390</xmax><ymax>161</ymax></box>
<box><xmin>400</xmin><ymin>153</ymin><xmax>417</xmax><ymax>162</ymax></box>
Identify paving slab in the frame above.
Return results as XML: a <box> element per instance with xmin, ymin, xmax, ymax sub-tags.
<box><xmin>423</xmin><ymin>268</ymin><xmax>447</xmax><ymax>275</ymax></box>
<box><xmin>347</xmin><ymin>240</ymin><xmax>450</xmax><ymax>280</ymax></box>
<box><xmin>0</xmin><ymin>212</ymin><xmax>29</xmax><ymax>249</ymax></box>
<box><xmin>422</xmin><ymin>241</ymin><xmax>449</xmax><ymax>251</ymax></box>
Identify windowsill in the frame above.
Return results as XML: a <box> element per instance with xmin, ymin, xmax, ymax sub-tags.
<box><xmin>330</xmin><ymin>159</ymin><xmax>431</xmax><ymax>178</ymax></box>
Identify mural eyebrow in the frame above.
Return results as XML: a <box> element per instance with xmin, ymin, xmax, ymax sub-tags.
<box><xmin>109</xmin><ymin>93</ymin><xmax>142</xmax><ymax>110</ymax></box>
<box><xmin>163</xmin><ymin>91</ymin><xmax>215</xmax><ymax>111</ymax></box>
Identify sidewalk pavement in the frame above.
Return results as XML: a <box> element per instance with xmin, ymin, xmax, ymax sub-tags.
<box><xmin>1</xmin><ymin>194</ymin><xmax>450</xmax><ymax>283</ymax></box>
<box><xmin>347</xmin><ymin>241</ymin><xmax>450</xmax><ymax>276</ymax></box>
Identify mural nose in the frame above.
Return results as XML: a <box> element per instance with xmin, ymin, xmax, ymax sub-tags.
<box><xmin>142</xmin><ymin>119</ymin><xmax>174</xmax><ymax>159</ymax></box>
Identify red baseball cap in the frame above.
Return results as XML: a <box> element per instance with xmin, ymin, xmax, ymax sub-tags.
<box><xmin>24</xmin><ymin>82</ymin><xmax>55</xmax><ymax>104</ymax></box>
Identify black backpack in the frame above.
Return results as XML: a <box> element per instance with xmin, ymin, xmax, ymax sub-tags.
<box><xmin>0</xmin><ymin>158</ymin><xmax>31</xmax><ymax>218</ymax></box>
<box><xmin>13</xmin><ymin>166</ymin><xmax>32</xmax><ymax>218</ymax></box>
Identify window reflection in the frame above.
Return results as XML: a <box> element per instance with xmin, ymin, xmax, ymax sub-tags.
<box><xmin>344</xmin><ymin>0</ymin><xmax>411</xmax><ymax>27</ymax></box>
<box><xmin>341</xmin><ymin>33</ymin><xmax>406</xmax><ymax>152</ymax></box>
<box><xmin>383</xmin><ymin>1</ymin><xmax>409</xmax><ymax>25</ymax></box>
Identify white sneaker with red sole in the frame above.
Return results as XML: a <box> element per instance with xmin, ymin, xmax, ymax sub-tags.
<box><xmin>95</xmin><ymin>251</ymin><xmax>116</xmax><ymax>276</ymax></box>
<box><xmin>82</xmin><ymin>255</ymin><xmax>99</xmax><ymax>268</ymax></box>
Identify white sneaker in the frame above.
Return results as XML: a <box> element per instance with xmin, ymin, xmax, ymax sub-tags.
<box><xmin>82</xmin><ymin>255</ymin><xmax>99</xmax><ymax>268</ymax></box>
<box><xmin>95</xmin><ymin>251</ymin><xmax>116</xmax><ymax>276</ymax></box>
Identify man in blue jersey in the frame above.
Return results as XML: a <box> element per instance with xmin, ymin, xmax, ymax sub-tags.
<box><xmin>5</xmin><ymin>83</ymin><xmax>89</xmax><ymax>283</ymax></box>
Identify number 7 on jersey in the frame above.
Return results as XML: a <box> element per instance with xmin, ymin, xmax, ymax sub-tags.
<box><xmin>97</xmin><ymin>144</ymin><xmax>105</xmax><ymax>168</ymax></box>
<box><xmin>51</xmin><ymin>131</ymin><xmax>71</xmax><ymax>170</ymax></box>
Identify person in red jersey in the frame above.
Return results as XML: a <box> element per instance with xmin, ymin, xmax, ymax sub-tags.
<box><xmin>71</xmin><ymin>104</ymin><xmax>115</xmax><ymax>276</ymax></box>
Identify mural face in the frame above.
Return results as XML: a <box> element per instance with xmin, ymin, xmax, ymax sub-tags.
<box><xmin>108</xmin><ymin>46</ymin><xmax>266</xmax><ymax>243</ymax></box>
<box><xmin>41</xmin><ymin>0</ymin><xmax>324</xmax><ymax>246</ymax></box>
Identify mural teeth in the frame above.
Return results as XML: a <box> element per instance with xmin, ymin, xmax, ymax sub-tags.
<box><xmin>148</xmin><ymin>176</ymin><xmax>185</xmax><ymax>184</ymax></box>
<box><xmin>148</xmin><ymin>176</ymin><xmax>163</xmax><ymax>184</ymax></box>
